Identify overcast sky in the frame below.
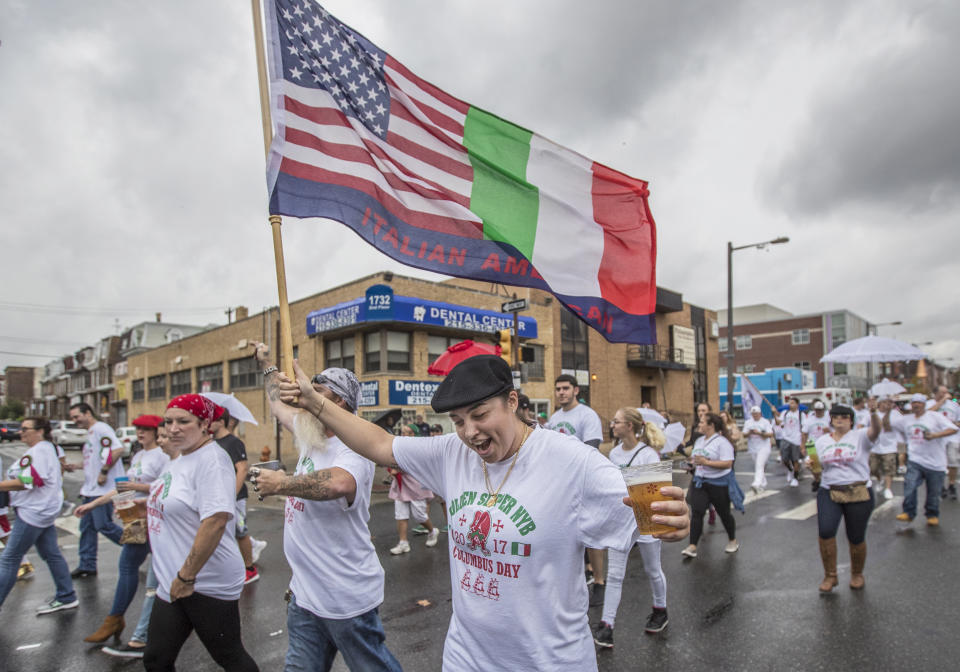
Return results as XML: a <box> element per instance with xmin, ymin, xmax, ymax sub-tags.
<box><xmin>2</xmin><ymin>0</ymin><xmax>958</xmax><ymax>374</ymax></box>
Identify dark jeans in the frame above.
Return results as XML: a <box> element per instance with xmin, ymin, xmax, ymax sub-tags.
<box><xmin>902</xmin><ymin>461</ymin><xmax>945</xmax><ymax>519</ymax></box>
<box><xmin>688</xmin><ymin>482</ymin><xmax>736</xmax><ymax>545</ymax></box>
<box><xmin>109</xmin><ymin>542</ymin><xmax>150</xmax><ymax>616</ymax></box>
<box><xmin>144</xmin><ymin>593</ymin><xmax>258</xmax><ymax>672</ymax></box>
<box><xmin>816</xmin><ymin>487</ymin><xmax>875</xmax><ymax>544</ymax></box>
<box><xmin>285</xmin><ymin>594</ymin><xmax>402</xmax><ymax>672</ymax></box>
<box><xmin>77</xmin><ymin>495</ymin><xmax>123</xmax><ymax>571</ymax></box>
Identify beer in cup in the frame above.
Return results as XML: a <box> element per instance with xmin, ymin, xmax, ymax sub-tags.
<box><xmin>112</xmin><ymin>490</ymin><xmax>139</xmax><ymax>523</ymax></box>
<box><xmin>622</xmin><ymin>461</ymin><xmax>673</xmax><ymax>535</ymax></box>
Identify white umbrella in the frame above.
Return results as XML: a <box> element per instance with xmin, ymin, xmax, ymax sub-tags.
<box><xmin>869</xmin><ymin>378</ymin><xmax>906</xmax><ymax>398</ymax></box>
<box><xmin>820</xmin><ymin>335</ymin><xmax>927</xmax><ymax>364</ymax></box>
<box><xmin>663</xmin><ymin>422</ymin><xmax>686</xmax><ymax>455</ymax></box>
<box><xmin>636</xmin><ymin>408</ymin><xmax>667</xmax><ymax>427</ymax></box>
<box><xmin>201</xmin><ymin>392</ymin><xmax>259</xmax><ymax>426</ymax></box>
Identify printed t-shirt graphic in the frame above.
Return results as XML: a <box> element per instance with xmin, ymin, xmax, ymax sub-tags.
<box><xmin>128</xmin><ymin>448</ymin><xmax>170</xmax><ymax>484</ymax></box>
<box><xmin>146</xmin><ymin>441</ymin><xmax>243</xmax><ymax>602</ymax></box>
<box><xmin>393</xmin><ymin>426</ymin><xmax>638</xmax><ymax>672</ymax></box>
<box><xmin>815</xmin><ymin>428</ymin><xmax>875</xmax><ymax>488</ymax></box>
<box><xmin>81</xmin><ymin>421</ymin><xmax>126</xmax><ymax>497</ymax></box>
<box><xmin>546</xmin><ymin>404</ymin><xmax>603</xmax><ymax>443</ymax></box>
<box><xmin>283</xmin><ymin>427</ymin><xmax>384</xmax><ymax>620</ymax></box>
<box><xmin>802</xmin><ymin>414</ymin><xmax>832</xmax><ymax>443</ymax></box>
<box><xmin>890</xmin><ymin>411</ymin><xmax>957</xmax><ymax>472</ymax></box>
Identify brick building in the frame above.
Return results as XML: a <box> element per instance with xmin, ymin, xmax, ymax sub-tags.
<box><xmin>2</xmin><ymin>366</ymin><xmax>36</xmax><ymax>409</ymax></box>
<box><xmin>117</xmin><ymin>271</ymin><xmax>718</xmax><ymax>461</ymax></box>
<box><xmin>718</xmin><ymin>304</ymin><xmax>873</xmax><ymax>393</ymax></box>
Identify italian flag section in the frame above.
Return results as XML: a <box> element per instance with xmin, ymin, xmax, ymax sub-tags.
<box><xmin>266</xmin><ymin>0</ymin><xmax>657</xmax><ymax>343</ymax></box>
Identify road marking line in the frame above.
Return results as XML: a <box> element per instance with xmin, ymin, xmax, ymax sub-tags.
<box><xmin>269</xmin><ymin>630</ymin><xmax>284</xmax><ymax>637</ymax></box>
<box><xmin>61</xmin><ymin>544</ymin><xmax>78</xmax><ymax>550</ymax></box>
<box><xmin>776</xmin><ymin>499</ymin><xmax>819</xmax><ymax>520</ymax></box>
<box><xmin>54</xmin><ymin>516</ymin><xmax>81</xmax><ymax>537</ymax></box>
<box><xmin>744</xmin><ymin>489</ymin><xmax>779</xmax><ymax>506</ymax></box>
<box><xmin>870</xmin><ymin>496</ymin><xmax>903</xmax><ymax>520</ymax></box>
<box><xmin>16</xmin><ymin>643</ymin><xmax>43</xmax><ymax>650</ymax></box>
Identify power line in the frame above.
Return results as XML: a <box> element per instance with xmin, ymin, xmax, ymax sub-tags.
<box><xmin>0</xmin><ymin>350</ymin><xmax>62</xmax><ymax>359</ymax></box>
<box><xmin>0</xmin><ymin>301</ymin><xmax>226</xmax><ymax>316</ymax></box>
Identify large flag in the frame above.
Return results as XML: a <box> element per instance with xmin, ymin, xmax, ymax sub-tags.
<box><xmin>740</xmin><ymin>374</ymin><xmax>764</xmax><ymax>414</ymax></box>
<box><xmin>263</xmin><ymin>1</ymin><xmax>658</xmax><ymax>343</ymax></box>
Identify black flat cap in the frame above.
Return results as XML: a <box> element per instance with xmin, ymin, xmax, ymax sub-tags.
<box><xmin>431</xmin><ymin>354</ymin><xmax>514</xmax><ymax>412</ymax></box>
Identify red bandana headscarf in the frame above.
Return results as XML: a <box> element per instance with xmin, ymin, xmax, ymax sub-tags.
<box><xmin>167</xmin><ymin>394</ymin><xmax>224</xmax><ymax>422</ymax></box>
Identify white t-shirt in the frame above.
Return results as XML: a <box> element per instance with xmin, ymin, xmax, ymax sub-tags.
<box><xmin>872</xmin><ymin>409</ymin><xmax>903</xmax><ymax>455</ymax></box>
<box><xmin>81</xmin><ymin>421</ymin><xmax>126</xmax><ymax>497</ymax></box>
<box><xmin>926</xmin><ymin>399</ymin><xmax>960</xmax><ymax>444</ymax></box>
<box><xmin>890</xmin><ymin>411</ymin><xmax>958</xmax><ymax>473</ymax></box>
<box><xmin>742</xmin><ymin>418</ymin><xmax>773</xmax><ymax>454</ymax></box>
<box><xmin>691</xmin><ymin>434</ymin><xmax>735</xmax><ymax>479</ymax></box>
<box><xmin>802</xmin><ymin>414</ymin><xmax>832</xmax><ymax>444</ymax></box>
<box><xmin>8</xmin><ymin>441</ymin><xmax>64</xmax><ymax>528</ymax></box>
<box><xmin>816</xmin><ymin>429</ymin><xmax>874</xmax><ymax>488</ymax></box>
<box><xmin>284</xmin><ymin>428</ymin><xmax>384</xmax><ymax>619</ymax></box>
<box><xmin>854</xmin><ymin>408</ymin><xmax>871</xmax><ymax>430</ymax></box>
<box><xmin>546</xmin><ymin>404</ymin><xmax>603</xmax><ymax>444</ymax></box>
<box><xmin>0</xmin><ymin>456</ymin><xmax>6</xmax><ymax>517</ymax></box>
<box><xmin>128</xmin><ymin>447</ymin><xmax>170</xmax><ymax>485</ymax></box>
<box><xmin>393</xmin><ymin>426</ymin><xmax>638</xmax><ymax>672</ymax></box>
<box><xmin>778</xmin><ymin>410</ymin><xmax>805</xmax><ymax>445</ymax></box>
<box><xmin>147</xmin><ymin>441</ymin><xmax>243</xmax><ymax>602</ymax></box>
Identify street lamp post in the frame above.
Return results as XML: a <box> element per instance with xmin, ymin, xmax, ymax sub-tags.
<box><xmin>726</xmin><ymin>236</ymin><xmax>790</xmax><ymax>413</ymax></box>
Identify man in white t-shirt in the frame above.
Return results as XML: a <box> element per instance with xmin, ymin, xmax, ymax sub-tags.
<box><xmin>890</xmin><ymin>393</ymin><xmax>958</xmax><ymax>526</ymax></box>
<box><xmin>802</xmin><ymin>402</ymin><xmax>833</xmax><ymax>490</ymax></box>
<box><xmin>546</xmin><ymin>374</ymin><xmax>606</xmax><ymax>605</ymax></box>
<box><xmin>926</xmin><ymin>385</ymin><xmax>960</xmax><ymax>500</ymax></box>
<box><xmin>742</xmin><ymin>406</ymin><xmax>774</xmax><ymax>492</ymax></box>
<box><xmin>774</xmin><ymin>398</ymin><xmax>806</xmax><ymax>487</ymax></box>
<box><xmin>853</xmin><ymin>397</ymin><xmax>871</xmax><ymax>430</ymax></box>
<box><xmin>252</xmin><ymin>346</ymin><xmax>402</xmax><ymax>672</ymax></box>
<box><xmin>68</xmin><ymin>402</ymin><xmax>125</xmax><ymax>578</ymax></box>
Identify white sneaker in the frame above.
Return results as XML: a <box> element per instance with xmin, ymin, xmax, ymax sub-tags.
<box><xmin>680</xmin><ymin>545</ymin><xmax>697</xmax><ymax>558</ymax></box>
<box><xmin>883</xmin><ymin>488</ymin><xmax>894</xmax><ymax>500</ymax></box>
<box><xmin>425</xmin><ymin>528</ymin><xmax>440</xmax><ymax>547</ymax></box>
<box><xmin>724</xmin><ymin>540</ymin><xmax>740</xmax><ymax>553</ymax></box>
<box><xmin>390</xmin><ymin>540</ymin><xmax>411</xmax><ymax>555</ymax></box>
<box><xmin>250</xmin><ymin>538</ymin><xmax>268</xmax><ymax>564</ymax></box>
<box><xmin>36</xmin><ymin>598</ymin><xmax>79</xmax><ymax>615</ymax></box>
<box><xmin>789</xmin><ymin>478</ymin><xmax>799</xmax><ymax>487</ymax></box>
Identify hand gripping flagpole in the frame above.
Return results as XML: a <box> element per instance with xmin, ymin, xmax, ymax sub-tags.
<box><xmin>252</xmin><ymin>0</ymin><xmax>295</xmax><ymax>379</ymax></box>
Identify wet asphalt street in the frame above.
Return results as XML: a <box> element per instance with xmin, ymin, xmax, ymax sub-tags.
<box><xmin>2</xmin><ymin>441</ymin><xmax>959</xmax><ymax>671</ymax></box>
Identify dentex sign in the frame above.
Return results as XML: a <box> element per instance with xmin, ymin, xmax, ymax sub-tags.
<box><xmin>306</xmin><ymin>284</ymin><xmax>538</xmax><ymax>337</ymax></box>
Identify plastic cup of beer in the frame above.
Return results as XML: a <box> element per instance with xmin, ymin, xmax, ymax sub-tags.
<box><xmin>112</xmin><ymin>490</ymin><xmax>139</xmax><ymax>522</ymax></box>
<box><xmin>622</xmin><ymin>461</ymin><xmax>674</xmax><ymax>535</ymax></box>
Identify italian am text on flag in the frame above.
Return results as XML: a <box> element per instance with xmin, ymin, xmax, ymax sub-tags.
<box><xmin>264</xmin><ymin>0</ymin><xmax>658</xmax><ymax>343</ymax></box>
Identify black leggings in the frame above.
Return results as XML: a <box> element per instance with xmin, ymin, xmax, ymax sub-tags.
<box><xmin>816</xmin><ymin>487</ymin><xmax>875</xmax><ymax>544</ymax></box>
<box><xmin>144</xmin><ymin>593</ymin><xmax>259</xmax><ymax>672</ymax></box>
<box><xmin>688</xmin><ymin>483</ymin><xmax>736</xmax><ymax>544</ymax></box>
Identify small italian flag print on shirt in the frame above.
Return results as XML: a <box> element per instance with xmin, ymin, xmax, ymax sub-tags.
<box><xmin>511</xmin><ymin>542</ymin><xmax>531</xmax><ymax>557</ymax></box>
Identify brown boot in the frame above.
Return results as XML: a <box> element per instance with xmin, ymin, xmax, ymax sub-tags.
<box><xmin>84</xmin><ymin>614</ymin><xmax>125</xmax><ymax>644</ymax></box>
<box><xmin>849</xmin><ymin>542</ymin><xmax>866</xmax><ymax>589</ymax></box>
<box><xmin>818</xmin><ymin>537</ymin><xmax>838</xmax><ymax>593</ymax></box>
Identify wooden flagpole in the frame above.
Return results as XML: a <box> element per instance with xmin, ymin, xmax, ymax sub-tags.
<box><xmin>251</xmin><ymin>0</ymin><xmax>295</xmax><ymax>378</ymax></box>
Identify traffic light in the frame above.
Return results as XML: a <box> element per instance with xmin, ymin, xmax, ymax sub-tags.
<box><xmin>497</xmin><ymin>329</ymin><xmax>512</xmax><ymax>364</ymax></box>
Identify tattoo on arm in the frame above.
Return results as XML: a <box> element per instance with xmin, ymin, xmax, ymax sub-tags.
<box><xmin>280</xmin><ymin>470</ymin><xmax>336</xmax><ymax>501</ymax></box>
<box><xmin>266</xmin><ymin>375</ymin><xmax>280</xmax><ymax>402</ymax></box>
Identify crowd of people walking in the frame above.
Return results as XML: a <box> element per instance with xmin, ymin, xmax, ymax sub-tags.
<box><xmin>1</xmin><ymin>345</ymin><xmax>956</xmax><ymax>670</ymax></box>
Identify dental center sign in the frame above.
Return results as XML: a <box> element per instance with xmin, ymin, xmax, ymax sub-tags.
<box><xmin>306</xmin><ymin>287</ymin><xmax>538</xmax><ymax>337</ymax></box>
<box><xmin>389</xmin><ymin>380</ymin><xmax>441</xmax><ymax>405</ymax></box>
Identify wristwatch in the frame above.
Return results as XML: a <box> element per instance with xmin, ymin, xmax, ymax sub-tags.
<box><xmin>263</xmin><ymin>366</ymin><xmax>279</xmax><ymax>376</ymax></box>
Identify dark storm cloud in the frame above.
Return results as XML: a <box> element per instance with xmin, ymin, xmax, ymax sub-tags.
<box><xmin>761</xmin><ymin>1</ymin><xmax>960</xmax><ymax>217</ymax></box>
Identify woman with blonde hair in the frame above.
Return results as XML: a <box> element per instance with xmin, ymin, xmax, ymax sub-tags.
<box><xmin>593</xmin><ymin>407</ymin><xmax>670</xmax><ymax>648</ymax></box>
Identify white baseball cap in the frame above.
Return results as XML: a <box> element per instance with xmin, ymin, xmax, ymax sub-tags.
<box><xmin>750</xmin><ymin>405</ymin><xmax>761</xmax><ymax>414</ymax></box>
<box><xmin>813</xmin><ymin>401</ymin><xmax>825</xmax><ymax>410</ymax></box>
<box><xmin>910</xmin><ymin>393</ymin><xmax>928</xmax><ymax>403</ymax></box>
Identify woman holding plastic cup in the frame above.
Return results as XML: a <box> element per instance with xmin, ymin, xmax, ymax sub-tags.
<box><xmin>681</xmin><ymin>413</ymin><xmax>744</xmax><ymax>559</ymax></box>
<box><xmin>75</xmin><ymin>414</ymin><xmax>168</xmax><ymax>645</ymax></box>
<box><xmin>275</xmin><ymin>354</ymin><xmax>689</xmax><ymax>671</ymax></box>
<box><xmin>593</xmin><ymin>408</ymin><xmax>670</xmax><ymax>649</ymax></box>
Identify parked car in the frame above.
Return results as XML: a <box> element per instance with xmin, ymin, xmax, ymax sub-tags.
<box><xmin>115</xmin><ymin>426</ymin><xmax>139</xmax><ymax>458</ymax></box>
<box><xmin>52</xmin><ymin>420</ymin><xmax>87</xmax><ymax>447</ymax></box>
<box><xmin>0</xmin><ymin>421</ymin><xmax>21</xmax><ymax>442</ymax></box>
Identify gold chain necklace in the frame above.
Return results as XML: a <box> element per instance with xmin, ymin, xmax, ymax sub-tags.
<box><xmin>481</xmin><ymin>424</ymin><xmax>532</xmax><ymax>507</ymax></box>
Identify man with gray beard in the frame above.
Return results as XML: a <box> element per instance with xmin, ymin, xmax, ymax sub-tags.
<box><xmin>248</xmin><ymin>343</ymin><xmax>401</xmax><ymax>672</ymax></box>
